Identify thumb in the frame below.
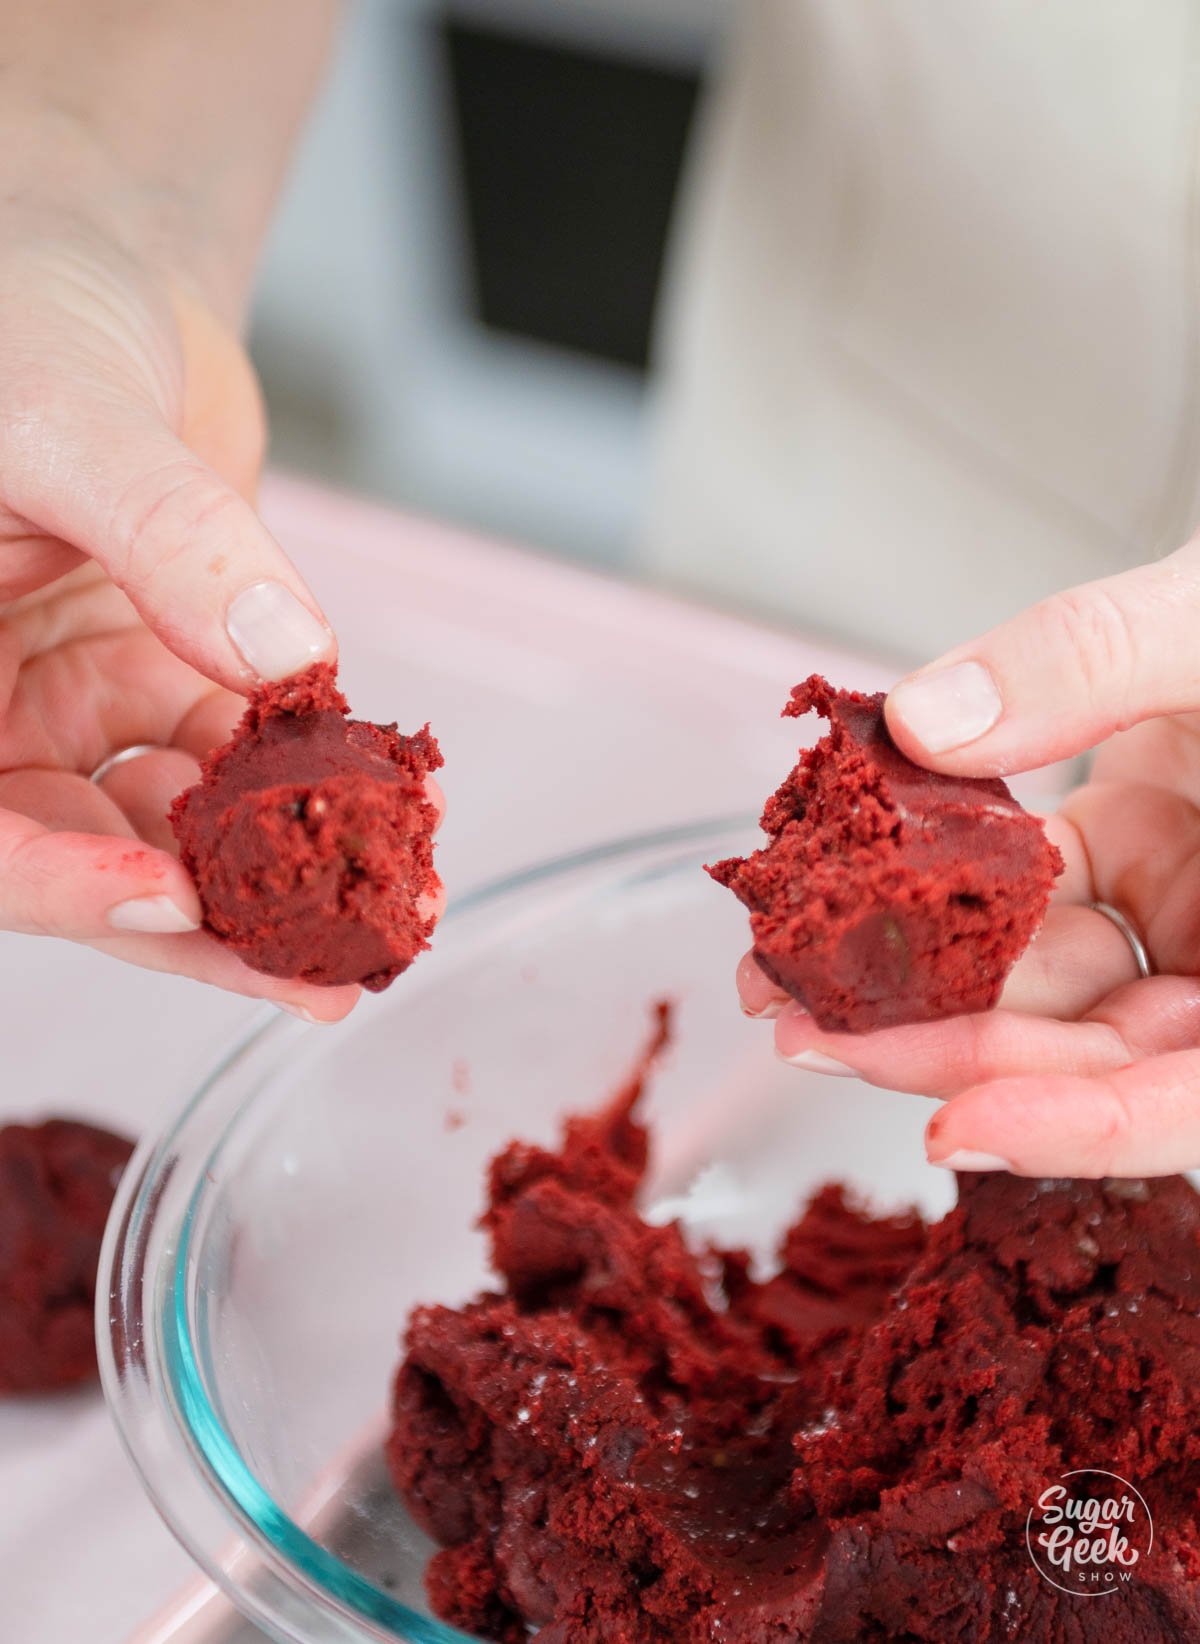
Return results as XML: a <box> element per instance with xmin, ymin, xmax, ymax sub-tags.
<box><xmin>2</xmin><ymin>392</ymin><xmax>335</xmax><ymax>691</ymax></box>
<box><xmin>885</xmin><ymin>538</ymin><xmax>1200</xmax><ymax>776</ymax></box>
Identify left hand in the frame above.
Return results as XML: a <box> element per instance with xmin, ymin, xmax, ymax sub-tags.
<box><xmin>0</xmin><ymin>251</ymin><xmax>356</xmax><ymax>1020</ymax></box>
<box><xmin>741</xmin><ymin>535</ymin><xmax>1200</xmax><ymax>1178</ymax></box>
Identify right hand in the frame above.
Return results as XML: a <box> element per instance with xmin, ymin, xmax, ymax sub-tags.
<box><xmin>744</xmin><ymin>538</ymin><xmax>1200</xmax><ymax>1179</ymax></box>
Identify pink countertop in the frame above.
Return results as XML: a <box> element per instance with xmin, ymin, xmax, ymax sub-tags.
<box><xmin>0</xmin><ymin>475</ymin><xmax>943</xmax><ymax>1642</ymax></box>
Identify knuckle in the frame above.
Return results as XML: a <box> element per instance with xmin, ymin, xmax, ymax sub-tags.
<box><xmin>1037</xmin><ymin>583</ymin><xmax>1140</xmax><ymax>723</ymax></box>
<box><xmin>0</xmin><ymin>373</ymin><xmax>67</xmax><ymax>482</ymax></box>
<box><xmin>0</xmin><ymin>829</ymin><xmax>57</xmax><ymax>936</ymax></box>
<box><xmin>1093</xmin><ymin>1020</ymin><xmax>1135</xmax><ymax>1072</ymax></box>
<box><xmin>1089</xmin><ymin>1076</ymin><xmax>1137</xmax><ymax>1171</ymax></box>
<box><xmin>953</xmin><ymin>1014</ymin><xmax>996</xmax><ymax>1089</ymax></box>
<box><xmin>108</xmin><ymin>458</ymin><xmax>241</xmax><ymax>591</ymax></box>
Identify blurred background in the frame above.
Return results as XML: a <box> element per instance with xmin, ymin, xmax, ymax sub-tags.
<box><xmin>9</xmin><ymin>15</ymin><xmax>1200</xmax><ymax>1635</ymax></box>
<box><xmin>249</xmin><ymin>0</ymin><xmax>1200</xmax><ymax>659</ymax></box>
<box><xmin>251</xmin><ymin>0</ymin><xmax>722</xmax><ymax>574</ymax></box>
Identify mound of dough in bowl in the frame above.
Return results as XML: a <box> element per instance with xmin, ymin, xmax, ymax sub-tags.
<box><xmin>388</xmin><ymin>1010</ymin><xmax>1200</xmax><ymax>1642</ymax></box>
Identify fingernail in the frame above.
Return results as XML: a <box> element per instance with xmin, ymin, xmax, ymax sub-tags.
<box><xmin>277</xmin><ymin>1002</ymin><xmax>318</xmax><ymax>1022</ymax></box>
<box><xmin>778</xmin><ymin>1047</ymin><xmax>857</xmax><ymax>1077</ymax></box>
<box><xmin>742</xmin><ymin>999</ymin><xmax>784</xmax><ymax>1019</ymax></box>
<box><xmin>889</xmin><ymin>661</ymin><xmax>1002</xmax><ymax>754</ymax></box>
<box><xmin>108</xmin><ymin>894</ymin><xmax>200</xmax><ymax>933</ymax></box>
<box><xmin>227</xmin><ymin>581</ymin><xmax>333</xmax><ymax>681</ymax></box>
<box><xmin>929</xmin><ymin>1148</ymin><xmax>1013</xmax><ymax>1172</ymax></box>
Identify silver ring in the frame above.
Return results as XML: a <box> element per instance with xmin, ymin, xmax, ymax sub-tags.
<box><xmin>89</xmin><ymin>744</ymin><xmax>161</xmax><ymax>785</ymax></box>
<box><xmin>1092</xmin><ymin>902</ymin><xmax>1154</xmax><ymax>979</ymax></box>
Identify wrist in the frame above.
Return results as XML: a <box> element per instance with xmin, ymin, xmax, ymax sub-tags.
<box><xmin>0</xmin><ymin>97</ymin><xmax>254</xmax><ymax>325</ymax></box>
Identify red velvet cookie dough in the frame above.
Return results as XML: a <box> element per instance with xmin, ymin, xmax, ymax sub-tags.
<box><xmin>387</xmin><ymin>1027</ymin><xmax>1200</xmax><ymax>1642</ymax></box>
<box><xmin>794</xmin><ymin>1170</ymin><xmax>1200</xmax><ymax>1641</ymax></box>
<box><xmin>0</xmin><ymin>1119</ymin><xmax>135</xmax><ymax>1394</ymax></box>
<box><xmin>709</xmin><ymin>676</ymin><xmax>1063</xmax><ymax>1031</ymax></box>
<box><xmin>170</xmin><ymin>663</ymin><xmax>442</xmax><ymax>991</ymax></box>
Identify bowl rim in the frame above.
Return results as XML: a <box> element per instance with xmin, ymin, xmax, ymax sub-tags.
<box><xmin>97</xmin><ymin>814</ymin><xmax>754</xmax><ymax>1644</ymax></box>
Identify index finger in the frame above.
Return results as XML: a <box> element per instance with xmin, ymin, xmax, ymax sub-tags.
<box><xmin>2</xmin><ymin>391</ymin><xmax>335</xmax><ymax>691</ymax></box>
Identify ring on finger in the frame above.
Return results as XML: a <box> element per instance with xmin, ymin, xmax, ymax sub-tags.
<box><xmin>89</xmin><ymin>744</ymin><xmax>162</xmax><ymax>785</ymax></box>
<box><xmin>1091</xmin><ymin>901</ymin><xmax>1154</xmax><ymax>980</ymax></box>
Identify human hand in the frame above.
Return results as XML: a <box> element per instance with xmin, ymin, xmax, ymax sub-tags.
<box><xmin>741</xmin><ymin>538</ymin><xmax>1200</xmax><ymax>1177</ymax></box>
<box><xmin>0</xmin><ymin>162</ymin><xmax>401</xmax><ymax>1019</ymax></box>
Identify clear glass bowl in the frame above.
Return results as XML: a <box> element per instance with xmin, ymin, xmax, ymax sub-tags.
<box><xmin>100</xmin><ymin>820</ymin><xmax>953</xmax><ymax>1644</ymax></box>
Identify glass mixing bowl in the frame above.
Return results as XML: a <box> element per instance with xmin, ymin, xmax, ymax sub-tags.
<box><xmin>100</xmin><ymin>820</ymin><xmax>953</xmax><ymax>1644</ymax></box>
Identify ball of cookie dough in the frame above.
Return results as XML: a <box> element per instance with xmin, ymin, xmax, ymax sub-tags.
<box><xmin>709</xmin><ymin>676</ymin><xmax>1063</xmax><ymax>1031</ymax></box>
<box><xmin>171</xmin><ymin>663</ymin><xmax>442</xmax><ymax>991</ymax></box>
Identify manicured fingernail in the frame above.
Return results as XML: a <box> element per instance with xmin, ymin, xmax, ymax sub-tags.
<box><xmin>226</xmin><ymin>581</ymin><xmax>333</xmax><ymax>681</ymax></box>
<box><xmin>108</xmin><ymin>894</ymin><xmax>200</xmax><ymax>933</ymax></box>
<box><xmin>930</xmin><ymin>1148</ymin><xmax>1013</xmax><ymax>1172</ymax></box>
<box><xmin>277</xmin><ymin>1002</ymin><xmax>318</xmax><ymax>1022</ymax></box>
<box><xmin>889</xmin><ymin>661</ymin><xmax>1002</xmax><ymax>754</ymax></box>
<box><xmin>778</xmin><ymin>1047</ymin><xmax>856</xmax><ymax>1077</ymax></box>
<box><xmin>742</xmin><ymin>999</ymin><xmax>784</xmax><ymax>1019</ymax></box>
